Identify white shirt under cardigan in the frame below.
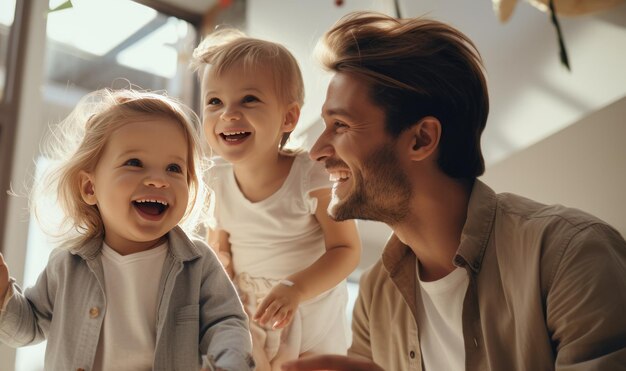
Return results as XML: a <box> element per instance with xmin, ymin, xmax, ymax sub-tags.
<box><xmin>208</xmin><ymin>151</ymin><xmax>350</xmax><ymax>354</ymax></box>
<box><xmin>416</xmin><ymin>261</ymin><xmax>469</xmax><ymax>371</ymax></box>
<box><xmin>93</xmin><ymin>241</ymin><xmax>167</xmax><ymax>371</ymax></box>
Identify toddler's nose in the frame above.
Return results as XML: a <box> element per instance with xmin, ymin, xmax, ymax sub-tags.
<box><xmin>145</xmin><ymin>176</ymin><xmax>169</xmax><ymax>188</ymax></box>
<box><xmin>220</xmin><ymin>106</ymin><xmax>242</xmax><ymax>121</ymax></box>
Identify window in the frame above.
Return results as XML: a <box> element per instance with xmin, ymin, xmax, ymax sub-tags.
<box><xmin>43</xmin><ymin>0</ymin><xmax>198</xmax><ymax>108</ymax></box>
<box><xmin>0</xmin><ymin>0</ymin><xmax>16</xmax><ymax>102</ymax></box>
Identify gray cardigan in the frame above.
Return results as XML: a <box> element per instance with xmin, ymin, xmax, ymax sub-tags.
<box><xmin>0</xmin><ymin>226</ymin><xmax>254</xmax><ymax>370</ymax></box>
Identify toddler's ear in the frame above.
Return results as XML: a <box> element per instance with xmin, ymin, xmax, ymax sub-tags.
<box><xmin>282</xmin><ymin>103</ymin><xmax>301</xmax><ymax>133</ymax></box>
<box><xmin>79</xmin><ymin>170</ymin><xmax>97</xmax><ymax>205</ymax></box>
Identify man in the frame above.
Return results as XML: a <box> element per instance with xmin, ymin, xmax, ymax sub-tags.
<box><xmin>282</xmin><ymin>11</ymin><xmax>626</xmax><ymax>371</ymax></box>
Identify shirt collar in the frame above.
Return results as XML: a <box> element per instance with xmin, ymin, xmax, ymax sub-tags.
<box><xmin>70</xmin><ymin>225</ymin><xmax>201</xmax><ymax>262</ymax></box>
<box><xmin>455</xmin><ymin>179</ymin><xmax>497</xmax><ymax>273</ymax></box>
<box><xmin>382</xmin><ymin>234</ymin><xmax>413</xmax><ymax>277</ymax></box>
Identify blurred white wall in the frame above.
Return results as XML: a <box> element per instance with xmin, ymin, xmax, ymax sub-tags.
<box><xmin>481</xmin><ymin>96</ymin><xmax>626</xmax><ymax>237</ymax></box>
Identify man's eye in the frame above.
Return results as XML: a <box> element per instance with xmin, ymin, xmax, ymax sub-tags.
<box><xmin>207</xmin><ymin>97</ymin><xmax>221</xmax><ymax>106</ymax></box>
<box><xmin>167</xmin><ymin>164</ymin><xmax>183</xmax><ymax>173</ymax></box>
<box><xmin>334</xmin><ymin>121</ymin><xmax>349</xmax><ymax>131</ymax></box>
<box><xmin>242</xmin><ymin>95</ymin><xmax>259</xmax><ymax>104</ymax></box>
<box><xmin>124</xmin><ymin>159</ymin><xmax>142</xmax><ymax>167</ymax></box>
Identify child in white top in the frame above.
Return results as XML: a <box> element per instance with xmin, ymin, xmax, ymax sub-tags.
<box><xmin>0</xmin><ymin>89</ymin><xmax>253</xmax><ymax>370</ymax></box>
<box><xmin>192</xmin><ymin>29</ymin><xmax>361</xmax><ymax>370</ymax></box>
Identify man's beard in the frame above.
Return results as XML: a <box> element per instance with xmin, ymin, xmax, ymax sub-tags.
<box><xmin>329</xmin><ymin>144</ymin><xmax>412</xmax><ymax>225</ymax></box>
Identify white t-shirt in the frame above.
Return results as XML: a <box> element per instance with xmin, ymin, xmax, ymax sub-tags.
<box><xmin>92</xmin><ymin>242</ymin><xmax>168</xmax><ymax>371</ymax></box>
<box><xmin>416</xmin><ymin>262</ymin><xmax>469</xmax><ymax>371</ymax></box>
<box><xmin>208</xmin><ymin>152</ymin><xmax>332</xmax><ymax>279</ymax></box>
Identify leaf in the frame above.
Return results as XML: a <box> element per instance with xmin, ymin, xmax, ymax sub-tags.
<box><xmin>48</xmin><ymin>0</ymin><xmax>73</xmax><ymax>14</ymax></box>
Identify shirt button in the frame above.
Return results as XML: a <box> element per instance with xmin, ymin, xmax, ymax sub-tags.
<box><xmin>89</xmin><ymin>307</ymin><xmax>99</xmax><ymax>318</ymax></box>
<box><xmin>409</xmin><ymin>350</ymin><xmax>416</xmax><ymax>359</ymax></box>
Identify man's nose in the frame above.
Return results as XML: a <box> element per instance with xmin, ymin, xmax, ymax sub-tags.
<box><xmin>309</xmin><ymin>129</ymin><xmax>334</xmax><ymax>162</ymax></box>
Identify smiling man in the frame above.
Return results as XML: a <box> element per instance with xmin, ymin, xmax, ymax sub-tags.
<box><xmin>282</xmin><ymin>11</ymin><xmax>626</xmax><ymax>371</ymax></box>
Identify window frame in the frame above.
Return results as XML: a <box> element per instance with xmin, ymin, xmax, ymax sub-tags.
<box><xmin>0</xmin><ymin>0</ymin><xmax>30</xmax><ymax>253</ymax></box>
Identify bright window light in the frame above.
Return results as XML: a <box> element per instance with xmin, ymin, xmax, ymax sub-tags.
<box><xmin>117</xmin><ymin>17</ymin><xmax>188</xmax><ymax>79</ymax></box>
<box><xmin>0</xmin><ymin>0</ymin><xmax>15</xmax><ymax>26</ymax></box>
<box><xmin>46</xmin><ymin>0</ymin><xmax>156</xmax><ymax>56</ymax></box>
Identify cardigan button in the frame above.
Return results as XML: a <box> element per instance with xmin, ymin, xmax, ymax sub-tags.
<box><xmin>89</xmin><ymin>307</ymin><xmax>99</xmax><ymax>318</ymax></box>
<box><xmin>409</xmin><ymin>350</ymin><xmax>416</xmax><ymax>359</ymax></box>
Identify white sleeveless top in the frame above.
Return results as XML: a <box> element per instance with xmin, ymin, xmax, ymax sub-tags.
<box><xmin>208</xmin><ymin>152</ymin><xmax>350</xmax><ymax>354</ymax></box>
<box><xmin>207</xmin><ymin>152</ymin><xmax>333</xmax><ymax>279</ymax></box>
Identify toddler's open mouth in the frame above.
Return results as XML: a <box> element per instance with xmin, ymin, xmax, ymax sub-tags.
<box><xmin>220</xmin><ymin>131</ymin><xmax>251</xmax><ymax>142</ymax></box>
<box><xmin>133</xmin><ymin>199</ymin><xmax>169</xmax><ymax>217</ymax></box>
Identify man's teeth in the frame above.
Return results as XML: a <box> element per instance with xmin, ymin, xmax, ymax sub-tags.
<box><xmin>329</xmin><ymin>171</ymin><xmax>350</xmax><ymax>182</ymax></box>
<box><xmin>135</xmin><ymin>199</ymin><xmax>168</xmax><ymax>206</ymax></box>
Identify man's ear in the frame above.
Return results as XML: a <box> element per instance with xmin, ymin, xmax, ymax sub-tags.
<box><xmin>407</xmin><ymin>116</ymin><xmax>441</xmax><ymax>161</ymax></box>
<box><xmin>282</xmin><ymin>103</ymin><xmax>301</xmax><ymax>133</ymax></box>
<box><xmin>79</xmin><ymin>170</ymin><xmax>97</xmax><ymax>205</ymax></box>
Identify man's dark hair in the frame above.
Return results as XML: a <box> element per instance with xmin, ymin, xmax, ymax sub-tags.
<box><xmin>317</xmin><ymin>11</ymin><xmax>489</xmax><ymax>179</ymax></box>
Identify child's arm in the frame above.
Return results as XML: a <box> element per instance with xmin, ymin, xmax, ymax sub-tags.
<box><xmin>254</xmin><ymin>188</ymin><xmax>361</xmax><ymax>329</ymax></box>
<box><xmin>0</xmin><ymin>251</ymin><xmax>56</xmax><ymax>347</ymax></box>
<box><xmin>207</xmin><ymin>228</ymin><xmax>234</xmax><ymax>279</ymax></box>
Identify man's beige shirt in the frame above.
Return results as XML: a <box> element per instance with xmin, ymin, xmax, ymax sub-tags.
<box><xmin>349</xmin><ymin>180</ymin><xmax>626</xmax><ymax>370</ymax></box>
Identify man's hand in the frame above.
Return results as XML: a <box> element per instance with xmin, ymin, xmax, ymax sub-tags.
<box><xmin>281</xmin><ymin>355</ymin><xmax>384</xmax><ymax>371</ymax></box>
<box><xmin>0</xmin><ymin>253</ymin><xmax>11</xmax><ymax>308</ymax></box>
<box><xmin>254</xmin><ymin>282</ymin><xmax>302</xmax><ymax>329</ymax></box>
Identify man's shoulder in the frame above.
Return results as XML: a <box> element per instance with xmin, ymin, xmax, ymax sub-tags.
<box><xmin>493</xmin><ymin>191</ymin><xmax>625</xmax><ymax>266</ymax></box>
<box><xmin>496</xmin><ymin>192</ymin><xmax>611</xmax><ymax>233</ymax></box>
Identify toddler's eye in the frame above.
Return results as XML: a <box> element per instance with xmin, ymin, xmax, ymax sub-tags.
<box><xmin>124</xmin><ymin>158</ymin><xmax>142</xmax><ymax>167</ymax></box>
<box><xmin>242</xmin><ymin>95</ymin><xmax>259</xmax><ymax>104</ymax></box>
<box><xmin>207</xmin><ymin>97</ymin><xmax>221</xmax><ymax>106</ymax></box>
<box><xmin>167</xmin><ymin>164</ymin><xmax>183</xmax><ymax>173</ymax></box>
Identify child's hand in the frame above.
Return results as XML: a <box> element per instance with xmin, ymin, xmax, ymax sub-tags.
<box><xmin>0</xmin><ymin>253</ymin><xmax>10</xmax><ymax>307</ymax></box>
<box><xmin>254</xmin><ymin>281</ymin><xmax>301</xmax><ymax>329</ymax></box>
